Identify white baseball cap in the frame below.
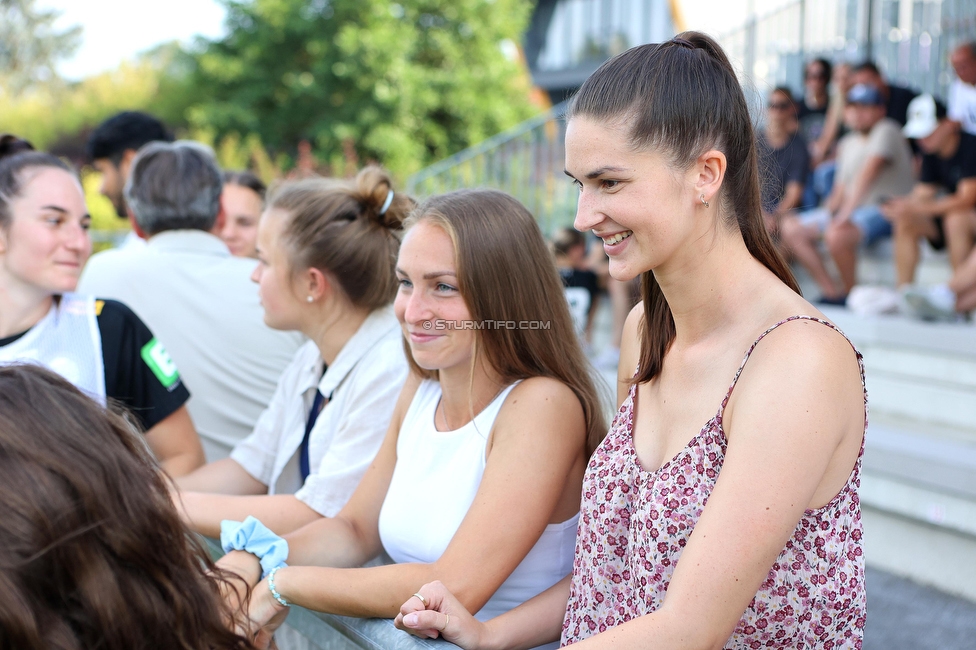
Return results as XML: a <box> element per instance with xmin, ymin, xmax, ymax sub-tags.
<box><xmin>903</xmin><ymin>94</ymin><xmax>945</xmax><ymax>139</ymax></box>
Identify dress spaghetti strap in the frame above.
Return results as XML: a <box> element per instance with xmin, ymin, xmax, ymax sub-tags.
<box><xmin>718</xmin><ymin>315</ymin><xmax>867</xmax><ymax>422</ymax></box>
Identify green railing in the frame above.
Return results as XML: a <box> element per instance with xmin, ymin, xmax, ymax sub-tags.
<box><xmin>406</xmin><ymin>101</ymin><xmax>579</xmax><ymax>236</ymax></box>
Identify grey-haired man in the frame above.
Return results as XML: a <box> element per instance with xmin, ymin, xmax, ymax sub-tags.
<box><xmin>79</xmin><ymin>141</ymin><xmax>303</xmax><ymax>461</ymax></box>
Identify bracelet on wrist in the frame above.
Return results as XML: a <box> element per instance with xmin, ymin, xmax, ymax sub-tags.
<box><xmin>268</xmin><ymin>567</ymin><xmax>290</xmax><ymax>608</ymax></box>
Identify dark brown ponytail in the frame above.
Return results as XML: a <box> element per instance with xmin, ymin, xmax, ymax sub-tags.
<box><xmin>568</xmin><ymin>31</ymin><xmax>799</xmax><ymax>383</ymax></box>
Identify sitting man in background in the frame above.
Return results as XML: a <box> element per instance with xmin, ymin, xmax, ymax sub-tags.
<box><xmin>758</xmin><ymin>87</ymin><xmax>809</xmax><ymax>240</ymax></box>
<box><xmin>552</xmin><ymin>227</ymin><xmax>601</xmax><ymax>345</ymax></box>
<box><xmin>850</xmin><ymin>61</ymin><xmax>918</xmax><ymax>127</ymax></box>
<box><xmin>884</xmin><ymin>96</ymin><xmax>976</xmax><ymax>291</ymax></box>
<box><xmin>79</xmin><ymin>141</ymin><xmax>303</xmax><ymax>462</ymax></box>
<box><xmin>948</xmin><ymin>41</ymin><xmax>976</xmax><ymax>136</ymax></box>
<box><xmin>781</xmin><ymin>83</ymin><xmax>915</xmax><ymax>304</ymax></box>
<box><xmin>86</xmin><ymin>111</ymin><xmax>173</xmax><ymax>250</ymax></box>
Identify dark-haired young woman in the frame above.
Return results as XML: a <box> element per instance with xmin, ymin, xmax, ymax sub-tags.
<box><xmin>397</xmin><ymin>32</ymin><xmax>867</xmax><ymax>650</ymax></box>
<box><xmin>0</xmin><ymin>146</ymin><xmax>204</xmax><ymax>477</ymax></box>
<box><xmin>0</xmin><ymin>364</ymin><xmax>258</xmax><ymax>650</ymax></box>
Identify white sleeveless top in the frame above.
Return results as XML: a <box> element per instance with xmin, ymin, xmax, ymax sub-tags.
<box><xmin>378</xmin><ymin>379</ymin><xmax>578</xmax><ymax>639</ymax></box>
<box><xmin>0</xmin><ymin>293</ymin><xmax>106</xmax><ymax>405</ymax></box>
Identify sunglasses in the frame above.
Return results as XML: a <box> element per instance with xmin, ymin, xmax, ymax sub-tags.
<box><xmin>768</xmin><ymin>102</ymin><xmax>793</xmax><ymax>110</ymax></box>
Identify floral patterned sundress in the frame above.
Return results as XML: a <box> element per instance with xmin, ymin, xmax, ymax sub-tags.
<box><xmin>561</xmin><ymin>316</ymin><xmax>867</xmax><ymax>649</ymax></box>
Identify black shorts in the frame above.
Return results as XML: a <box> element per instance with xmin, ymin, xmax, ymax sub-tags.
<box><xmin>927</xmin><ymin>217</ymin><xmax>946</xmax><ymax>251</ymax></box>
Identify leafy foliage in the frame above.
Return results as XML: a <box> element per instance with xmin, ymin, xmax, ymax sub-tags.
<box><xmin>0</xmin><ymin>0</ymin><xmax>81</xmax><ymax>93</ymax></box>
<box><xmin>187</xmin><ymin>0</ymin><xmax>538</xmax><ymax>177</ymax></box>
<box><xmin>1</xmin><ymin>44</ymin><xmax>194</xmax><ymax>154</ymax></box>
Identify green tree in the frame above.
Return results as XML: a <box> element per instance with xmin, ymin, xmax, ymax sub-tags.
<box><xmin>0</xmin><ymin>52</ymin><xmax>190</xmax><ymax>152</ymax></box>
<box><xmin>188</xmin><ymin>0</ymin><xmax>537</xmax><ymax>177</ymax></box>
<box><xmin>0</xmin><ymin>0</ymin><xmax>81</xmax><ymax>93</ymax></box>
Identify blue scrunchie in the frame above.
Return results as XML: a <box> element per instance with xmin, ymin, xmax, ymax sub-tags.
<box><xmin>220</xmin><ymin>516</ymin><xmax>289</xmax><ymax>579</ymax></box>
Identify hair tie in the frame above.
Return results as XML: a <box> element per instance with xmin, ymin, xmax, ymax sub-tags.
<box><xmin>379</xmin><ymin>189</ymin><xmax>394</xmax><ymax>215</ymax></box>
<box><xmin>669</xmin><ymin>37</ymin><xmax>695</xmax><ymax>49</ymax></box>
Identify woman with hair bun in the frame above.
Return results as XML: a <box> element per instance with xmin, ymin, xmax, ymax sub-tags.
<box><xmin>397</xmin><ymin>32</ymin><xmax>867</xmax><ymax>650</ymax></box>
<box><xmin>0</xmin><ymin>363</ymin><xmax>259</xmax><ymax>650</ymax></box>
<box><xmin>220</xmin><ymin>189</ymin><xmax>604</xmax><ymax>650</ymax></box>
<box><xmin>174</xmin><ymin>166</ymin><xmax>411</xmax><ymax>539</ymax></box>
<box><xmin>0</xmin><ymin>143</ymin><xmax>204</xmax><ymax>477</ymax></box>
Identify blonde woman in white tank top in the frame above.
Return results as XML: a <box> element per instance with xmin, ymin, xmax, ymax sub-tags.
<box><xmin>220</xmin><ymin>190</ymin><xmax>606</xmax><ymax>648</ymax></box>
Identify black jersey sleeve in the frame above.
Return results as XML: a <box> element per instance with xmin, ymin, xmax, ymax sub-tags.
<box><xmin>95</xmin><ymin>299</ymin><xmax>190</xmax><ymax>432</ymax></box>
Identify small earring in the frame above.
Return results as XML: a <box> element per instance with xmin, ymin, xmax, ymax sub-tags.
<box><xmin>700</xmin><ymin>194</ymin><xmax>709</xmax><ymax>208</ymax></box>
<box><xmin>306</xmin><ymin>296</ymin><xmax>313</xmax><ymax>303</ymax></box>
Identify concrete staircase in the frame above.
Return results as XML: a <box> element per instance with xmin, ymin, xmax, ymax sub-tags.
<box><xmin>583</xmin><ymin>242</ymin><xmax>976</xmax><ymax>602</ymax></box>
<box><xmin>818</xmin><ymin>305</ymin><xmax>976</xmax><ymax>602</ymax></box>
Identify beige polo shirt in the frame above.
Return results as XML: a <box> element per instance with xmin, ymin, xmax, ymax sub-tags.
<box><xmin>78</xmin><ymin>230</ymin><xmax>304</xmax><ymax>461</ymax></box>
<box><xmin>836</xmin><ymin>117</ymin><xmax>915</xmax><ymax>207</ymax></box>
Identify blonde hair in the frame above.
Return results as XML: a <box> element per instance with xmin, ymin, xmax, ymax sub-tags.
<box><xmin>268</xmin><ymin>166</ymin><xmax>414</xmax><ymax>309</ymax></box>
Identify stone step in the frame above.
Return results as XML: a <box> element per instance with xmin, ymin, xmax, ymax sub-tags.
<box><xmin>819</xmin><ymin>306</ymin><xmax>976</xmax><ymax>438</ymax></box>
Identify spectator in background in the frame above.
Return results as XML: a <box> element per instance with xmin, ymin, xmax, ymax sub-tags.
<box><xmin>901</xmin><ymin>245</ymin><xmax>976</xmax><ymax>320</ymax></box>
<box><xmin>797</xmin><ymin>58</ymin><xmax>831</xmax><ymax>147</ymax></box>
<box><xmin>850</xmin><ymin>61</ymin><xmax>918</xmax><ymax>126</ymax></box>
<box><xmin>812</xmin><ymin>62</ymin><xmax>854</xmax><ymax>166</ymax></box>
<box><xmin>552</xmin><ymin>227</ymin><xmax>600</xmax><ymax>344</ymax></box>
<box><xmin>79</xmin><ymin>141</ymin><xmax>303</xmax><ymax>462</ymax></box>
<box><xmin>585</xmin><ymin>241</ymin><xmax>639</xmax><ymax>371</ymax></box>
<box><xmin>803</xmin><ymin>62</ymin><xmax>854</xmax><ymax>211</ymax></box>
<box><xmin>781</xmin><ymin>83</ymin><xmax>915</xmax><ymax>304</ymax></box>
<box><xmin>220</xmin><ymin>170</ymin><xmax>266</xmax><ymax>258</ymax></box>
<box><xmin>883</xmin><ymin>95</ymin><xmax>976</xmax><ymax>291</ymax></box>
<box><xmin>758</xmin><ymin>87</ymin><xmax>809</xmax><ymax>238</ymax></box>
<box><xmin>948</xmin><ymin>42</ymin><xmax>976</xmax><ymax>136</ymax></box>
<box><xmin>86</xmin><ymin>111</ymin><xmax>173</xmax><ymax>250</ymax></box>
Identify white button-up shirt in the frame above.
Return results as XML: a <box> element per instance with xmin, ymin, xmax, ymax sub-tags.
<box><xmin>231</xmin><ymin>306</ymin><xmax>408</xmax><ymax>517</ymax></box>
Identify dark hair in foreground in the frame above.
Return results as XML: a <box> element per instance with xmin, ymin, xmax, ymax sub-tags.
<box><xmin>0</xmin><ymin>149</ymin><xmax>73</xmax><ymax>231</ymax></box>
<box><xmin>86</xmin><ymin>111</ymin><xmax>173</xmax><ymax>163</ymax></box>
<box><xmin>268</xmin><ymin>165</ymin><xmax>412</xmax><ymax>310</ymax></box>
<box><xmin>405</xmin><ymin>189</ymin><xmax>607</xmax><ymax>454</ymax></box>
<box><xmin>0</xmin><ymin>364</ymin><xmax>257</xmax><ymax>650</ymax></box>
<box><xmin>568</xmin><ymin>31</ymin><xmax>799</xmax><ymax>384</ymax></box>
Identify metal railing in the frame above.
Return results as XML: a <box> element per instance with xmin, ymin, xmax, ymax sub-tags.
<box><xmin>406</xmin><ymin>102</ymin><xmax>577</xmax><ymax>236</ymax></box>
<box><xmin>407</xmin><ymin>0</ymin><xmax>976</xmax><ymax>223</ymax></box>
<box><xmin>721</xmin><ymin>0</ymin><xmax>976</xmax><ymax>98</ymax></box>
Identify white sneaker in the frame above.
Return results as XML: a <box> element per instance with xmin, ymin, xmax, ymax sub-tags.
<box><xmin>900</xmin><ymin>284</ymin><xmax>958</xmax><ymax>322</ymax></box>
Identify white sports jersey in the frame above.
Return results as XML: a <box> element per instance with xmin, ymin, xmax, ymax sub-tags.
<box><xmin>0</xmin><ymin>293</ymin><xmax>106</xmax><ymax>404</ymax></box>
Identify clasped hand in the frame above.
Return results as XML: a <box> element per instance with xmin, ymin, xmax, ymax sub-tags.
<box><xmin>394</xmin><ymin>581</ymin><xmax>487</xmax><ymax>649</ymax></box>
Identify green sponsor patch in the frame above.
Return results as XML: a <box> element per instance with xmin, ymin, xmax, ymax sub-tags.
<box><xmin>140</xmin><ymin>338</ymin><xmax>180</xmax><ymax>389</ymax></box>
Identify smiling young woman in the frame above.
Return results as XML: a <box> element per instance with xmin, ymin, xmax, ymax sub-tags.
<box><xmin>218</xmin><ymin>189</ymin><xmax>604</xmax><ymax>650</ymax></box>
<box><xmin>397</xmin><ymin>32</ymin><xmax>867</xmax><ymax>650</ymax></box>
<box><xmin>0</xmin><ymin>145</ymin><xmax>204</xmax><ymax>477</ymax></box>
